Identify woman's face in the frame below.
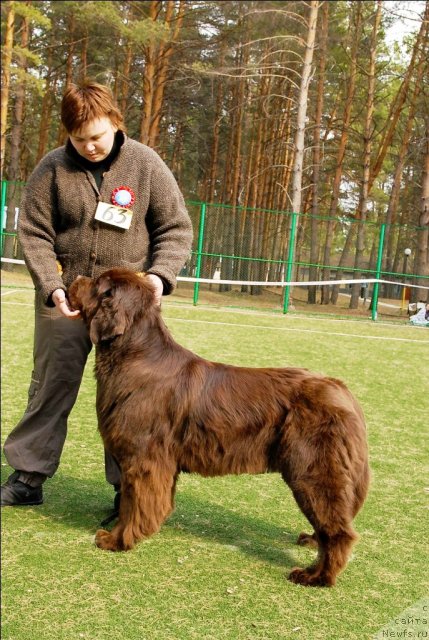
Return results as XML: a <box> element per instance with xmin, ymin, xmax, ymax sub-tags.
<box><xmin>69</xmin><ymin>117</ymin><xmax>117</xmax><ymax>162</ymax></box>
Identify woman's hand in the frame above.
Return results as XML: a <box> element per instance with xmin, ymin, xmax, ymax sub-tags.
<box><xmin>146</xmin><ymin>274</ymin><xmax>163</xmax><ymax>306</ymax></box>
<box><xmin>52</xmin><ymin>288</ymin><xmax>81</xmax><ymax>318</ymax></box>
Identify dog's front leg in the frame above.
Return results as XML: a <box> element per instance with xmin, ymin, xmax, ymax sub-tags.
<box><xmin>95</xmin><ymin>526</ymin><xmax>126</xmax><ymax>551</ymax></box>
<box><xmin>95</xmin><ymin>488</ymin><xmax>134</xmax><ymax>551</ymax></box>
<box><xmin>95</xmin><ymin>463</ymin><xmax>176</xmax><ymax>552</ymax></box>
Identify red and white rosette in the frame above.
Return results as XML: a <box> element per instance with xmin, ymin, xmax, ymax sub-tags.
<box><xmin>111</xmin><ymin>186</ymin><xmax>136</xmax><ymax>208</ymax></box>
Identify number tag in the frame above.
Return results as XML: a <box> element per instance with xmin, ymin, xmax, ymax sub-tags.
<box><xmin>94</xmin><ymin>201</ymin><xmax>133</xmax><ymax>230</ymax></box>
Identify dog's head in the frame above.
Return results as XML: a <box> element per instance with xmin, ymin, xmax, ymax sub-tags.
<box><xmin>68</xmin><ymin>269</ymin><xmax>156</xmax><ymax>345</ymax></box>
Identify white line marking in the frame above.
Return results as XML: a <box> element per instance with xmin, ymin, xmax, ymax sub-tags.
<box><xmin>177</xmin><ymin>276</ymin><xmax>429</xmax><ymax>291</ymax></box>
<box><xmin>0</xmin><ymin>289</ymin><xmax>22</xmax><ymax>296</ymax></box>
<box><xmin>165</xmin><ymin>300</ymin><xmax>410</xmax><ymax>328</ymax></box>
<box><xmin>1</xmin><ymin>289</ymin><xmax>427</xmax><ymax>343</ymax></box>
<box><xmin>164</xmin><ymin>317</ymin><xmax>429</xmax><ymax>344</ymax></box>
<box><xmin>1</xmin><ymin>301</ymin><xmax>33</xmax><ymax>307</ymax></box>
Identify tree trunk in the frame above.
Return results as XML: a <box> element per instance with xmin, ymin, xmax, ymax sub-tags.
<box><xmin>57</xmin><ymin>12</ymin><xmax>76</xmax><ymax>146</ymax></box>
<box><xmin>251</xmin><ymin>72</ymin><xmax>272</xmax><ymax>294</ymax></box>
<box><xmin>0</xmin><ymin>1</ymin><xmax>15</xmax><ymax>179</ymax></box>
<box><xmin>149</xmin><ymin>0</ymin><xmax>185</xmax><ymax>149</ymax></box>
<box><xmin>7</xmin><ymin>14</ymin><xmax>28</xmax><ymax>182</ymax></box>
<box><xmin>120</xmin><ymin>45</ymin><xmax>134</xmax><ymax>117</ymax></box>
<box><xmin>140</xmin><ymin>2</ymin><xmax>157</xmax><ymax>145</ymax></box>
<box><xmin>287</xmin><ymin>0</ymin><xmax>319</xmax><ymax>305</ymax></box>
<box><xmin>240</xmin><ymin>75</ymin><xmax>266</xmax><ymax>291</ymax></box>
<box><xmin>349</xmin><ymin>0</ymin><xmax>382</xmax><ymax>309</ymax></box>
<box><xmin>204</xmin><ymin>57</ymin><xmax>224</xmax><ymax>204</ymax></box>
<box><xmin>220</xmin><ymin>31</ymin><xmax>248</xmax><ymax>293</ymax></box>
<box><xmin>3</xmin><ymin>11</ymin><xmax>29</xmax><ymax>270</ymax></box>
<box><xmin>321</xmin><ymin>2</ymin><xmax>362</xmax><ymax>304</ymax></box>
<box><xmin>36</xmin><ymin>44</ymin><xmax>55</xmax><ymax>164</ymax></box>
<box><xmin>308</xmin><ymin>0</ymin><xmax>328</xmax><ymax>304</ymax></box>
<box><xmin>80</xmin><ymin>27</ymin><xmax>88</xmax><ymax>80</ymax></box>
<box><xmin>140</xmin><ymin>1</ymin><xmax>184</xmax><ymax>149</ymax></box>
<box><xmin>415</xmin><ymin>115</ymin><xmax>429</xmax><ymax>302</ymax></box>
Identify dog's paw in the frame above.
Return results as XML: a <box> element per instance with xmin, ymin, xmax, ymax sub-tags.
<box><xmin>95</xmin><ymin>528</ymin><xmax>121</xmax><ymax>551</ymax></box>
<box><xmin>296</xmin><ymin>532</ymin><xmax>318</xmax><ymax>548</ymax></box>
<box><xmin>288</xmin><ymin>567</ymin><xmax>335</xmax><ymax>587</ymax></box>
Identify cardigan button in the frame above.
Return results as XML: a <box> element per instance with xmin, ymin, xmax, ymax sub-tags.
<box><xmin>90</xmin><ymin>251</ymin><xmax>96</xmax><ymax>260</ymax></box>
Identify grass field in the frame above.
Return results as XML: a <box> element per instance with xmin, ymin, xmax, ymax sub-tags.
<box><xmin>1</xmin><ymin>275</ymin><xmax>428</xmax><ymax>640</ymax></box>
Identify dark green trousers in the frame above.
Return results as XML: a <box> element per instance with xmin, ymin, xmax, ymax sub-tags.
<box><xmin>3</xmin><ymin>293</ymin><xmax>121</xmax><ymax>487</ymax></box>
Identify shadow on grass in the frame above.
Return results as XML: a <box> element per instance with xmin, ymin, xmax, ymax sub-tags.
<box><xmin>1</xmin><ymin>469</ymin><xmax>308</xmax><ymax>570</ymax></box>
<box><xmin>169</xmin><ymin>491</ymin><xmax>301</xmax><ymax>569</ymax></box>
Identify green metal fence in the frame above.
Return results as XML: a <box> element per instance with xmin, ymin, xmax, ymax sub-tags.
<box><xmin>1</xmin><ymin>180</ymin><xmax>428</xmax><ymax>319</ymax></box>
<box><xmin>184</xmin><ymin>200</ymin><xmax>427</xmax><ymax>319</ymax></box>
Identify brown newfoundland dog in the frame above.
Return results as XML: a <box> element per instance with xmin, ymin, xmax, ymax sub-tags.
<box><xmin>68</xmin><ymin>268</ymin><xmax>369</xmax><ymax>586</ymax></box>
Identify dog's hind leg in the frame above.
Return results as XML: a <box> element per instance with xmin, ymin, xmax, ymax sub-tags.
<box><xmin>279</xmin><ymin>386</ymin><xmax>369</xmax><ymax>586</ymax></box>
<box><xmin>95</xmin><ymin>460</ymin><xmax>177</xmax><ymax>551</ymax></box>
<box><xmin>296</xmin><ymin>532</ymin><xmax>318</xmax><ymax>548</ymax></box>
<box><xmin>284</xmin><ymin>476</ymin><xmax>358</xmax><ymax>587</ymax></box>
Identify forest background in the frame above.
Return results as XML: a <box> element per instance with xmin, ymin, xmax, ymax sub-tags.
<box><xmin>1</xmin><ymin>0</ymin><xmax>428</xmax><ymax>309</ymax></box>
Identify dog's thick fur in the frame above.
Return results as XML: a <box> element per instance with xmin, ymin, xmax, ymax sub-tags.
<box><xmin>68</xmin><ymin>268</ymin><xmax>369</xmax><ymax>586</ymax></box>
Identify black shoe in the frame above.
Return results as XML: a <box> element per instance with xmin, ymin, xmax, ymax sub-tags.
<box><xmin>114</xmin><ymin>489</ymin><xmax>121</xmax><ymax>512</ymax></box>
<box><xmin>1</xmin><ymin>472</ymin><xmax>43</xmax><ymax>507</ymax></box>
<box><xmin>99</xmin><ymin>488</ymin><xmax>120</xmax><ymax>527</ymax></box>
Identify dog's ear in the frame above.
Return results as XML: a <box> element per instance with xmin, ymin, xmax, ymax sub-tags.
<box><xmin>89</xmin><ymin>270</ymin><xmax>157</xmax><ymax>344</ymax></box>
<box><xmin>89</xmin><ymin>304</ymin><xmax>127</xmax><ymax>345</ymax></box>
<box><xmin>89</xmin><ymin>276</ymin><xmax>127</xmax><ymax>345</ymax></box>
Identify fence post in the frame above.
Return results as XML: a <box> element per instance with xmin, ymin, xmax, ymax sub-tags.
<box><xmin>193</xmin><ymin>201</ymin><xmax>206</xmax><ymax>306</ymax></box>
<box><xmin>1</xmin><ymin>180</ymin><xmax>7</xmax><ymax>255</ymax></box>
<box><xmin>283</xmin><ymin>212</ymin><xmax>298</xmax><ymax>314</ymax></box>
<box><xmin>371</xmin><ymin>223</ymin><xmax>386</xmax><ymax>321</ymax></box>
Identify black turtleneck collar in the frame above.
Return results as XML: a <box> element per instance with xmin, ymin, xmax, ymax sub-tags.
<box><xmin>65</xmin><ymin>130</ymin><xmax>125</xmax><ymax>188</ymax></box>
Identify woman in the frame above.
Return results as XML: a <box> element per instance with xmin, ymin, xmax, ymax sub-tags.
<box><xmin>1</xmin><ymin>81</ymin><xmax>193</xmax><ymax>513</ymax></box>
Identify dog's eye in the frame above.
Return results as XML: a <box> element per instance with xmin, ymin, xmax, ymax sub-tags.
<box><xmin>101</xmin><ymin>288</ymin><xmax>113</xmax><ymax>299</ymax></box>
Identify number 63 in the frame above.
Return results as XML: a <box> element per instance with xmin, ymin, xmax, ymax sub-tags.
<box><xmin>102</xmin><ymin>207</ymin><xmax>127</xmax><ymax>225</ymax></box>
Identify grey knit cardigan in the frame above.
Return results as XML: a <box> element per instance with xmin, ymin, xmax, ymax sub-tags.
<box><xmin>18</xmin><ymin>135</ymin><xmax>193</xmax><ymax>303</ymax></box>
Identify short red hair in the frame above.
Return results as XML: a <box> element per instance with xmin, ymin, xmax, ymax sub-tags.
<box><xmin>61</xmin><ymin>80</ymin><xmax>125</xmax><ymax>134</ymax></box>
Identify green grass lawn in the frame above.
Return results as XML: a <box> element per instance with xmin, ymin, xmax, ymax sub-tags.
<box><xmin>1</xmin><ymin>282</ymin><xmax>428</xmax><ymax>640</ymax></box>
